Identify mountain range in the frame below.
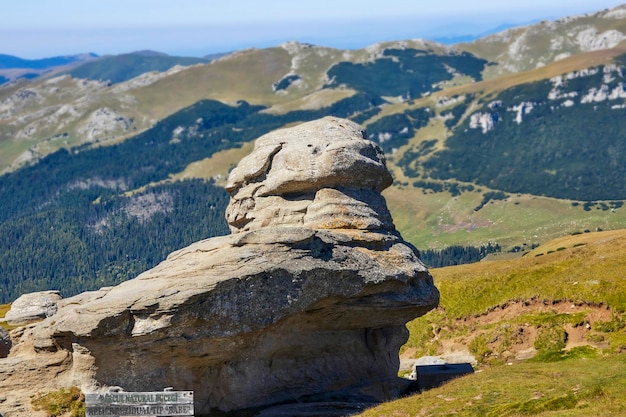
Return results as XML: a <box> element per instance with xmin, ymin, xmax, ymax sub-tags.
<box><xmin>0</xmin><ymin>4</ymin><xmax>626</xmax><ymax>303</ymax></box>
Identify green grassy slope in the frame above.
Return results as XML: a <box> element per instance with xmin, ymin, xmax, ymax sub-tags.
<box><xmin>360</xmin><ymin>355</ymin><xmax>626</xmax><ymax>417</ymax></box>
<box><xmin>402</xmin><ymin>229</ymin><xmax>626</xmax><ymax>362</ymax></box>
<box><xmin>384</xmin><ymin>185</ymin><xmax>626</xmax><ymax>251</ymax></box>
<box><xmin>359</xmin><ymin>229</ymin><xmax>626</xmax><ymax>416</ymax></box>
<box><xmin>431</xmin><ymin>229</ymin><xmax>626</xmax><ymax>317</ymax></box>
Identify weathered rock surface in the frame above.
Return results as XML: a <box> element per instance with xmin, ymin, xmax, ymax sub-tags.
<box><xmin>0</xmin><ymin>327</ymin><xmax>10</xmax><ymax>358</ymax></box>
<box><xmin>225</xmin><ymin>117</ymin><xmax>394</xmax><ymax>233</ymax></box>
<box><xmin>0</xmin><ymin>116</ymin><xmax>438</xmax><ymax>416</ymax></box>
<box><xmin>4</xmin><ymin>290</ymin><xmax>61</xmax><ymax>326</ymax></box>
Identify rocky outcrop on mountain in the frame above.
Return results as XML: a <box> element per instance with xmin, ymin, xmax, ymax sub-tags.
<box><xmin>0</xmin><ymin>75</ymin><xmax>146</xmax><ymax>171</ymax></box>
<box><xmin>77</xmin><ymin>106</ymin><xmax>134</xmax><ymax>141</ymax></box>
<box><xmin>469</xmin><ymin>112</ymin><xmax>498</xmax><ymax>133</ymax></box>
<box><xmin>467</xmin><ymin>61</ymin><xmax>626</xmax><ymax>135</ymax></box>
<box><xmin>461</xmin><ymin>3</ymin><xmax>626</xmax><ymax>77</ymax></box>
<box><xmin>4</xmin><ymin>290</ymin><xmax>61</xmax><ymax>326</ymax></box>
<box><xmin>111</xmin><ymin>65</ymin><xmax>188</xmax><ymax>93</ymax></box>
<box><xmin>0</xmin><ymin>116</ymin><xmax>438</xmax><ymax>416</ymax></box>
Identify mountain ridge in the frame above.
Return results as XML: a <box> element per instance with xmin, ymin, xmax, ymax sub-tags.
<box><xmin>459</xmin><ymin>3</ymin><xmax>626</xmax><ymax>77</ymax></box>
<box><xmin>1</xmin><ymin>4</ymin><xmax>626</xmax><ymax>302</ymax></box>
<box><xmin>0</xmin><ymin>53</ymin><xmax>100</xmax><ymax>87</ymax></box>
<box><xmin>0</xmin><ymin>52</ymin><xmax>98</xmax><ymax>70</ymax></box>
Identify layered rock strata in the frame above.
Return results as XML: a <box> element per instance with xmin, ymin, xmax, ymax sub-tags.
<box><xmin>225</xmin><ymin>116</ymin><xmax>395</xmax><ymax>233</ymax></box>
<box><xmin>0</xmin><ymin>116</ymin><xmax>438</xmax><ymax>416</ymax></box>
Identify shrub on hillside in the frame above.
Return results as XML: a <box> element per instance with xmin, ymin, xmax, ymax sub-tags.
<box><xmin>31</xmin><ymin>386</ymin><xmax>85</xmax><ymax>417</ymax></box>
<box><xmin>532</xmin><ymin>325</ymin><xmax>567</xmax><ymax>362</ymax></box>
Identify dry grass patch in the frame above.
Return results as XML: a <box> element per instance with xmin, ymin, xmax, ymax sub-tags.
<box><xmin>174</xmin><ymin>141</ymin><xmax>255</xmax><ymax>185</ymax></box>
<box><xmin>0</xmin><ymin>303</ymin><xmax>11</xmax><ymax>330</ymax></box>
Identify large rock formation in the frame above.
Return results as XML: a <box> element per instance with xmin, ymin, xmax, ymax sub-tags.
<box><xmin>0</xmin><ymin>116</ymin><xmax>438</xmax><ymax>416</ymax></box>
<box><xmin>225</xmin><ymin>116</ymin><xmax>395</xmax><ymax>233</ymax></box>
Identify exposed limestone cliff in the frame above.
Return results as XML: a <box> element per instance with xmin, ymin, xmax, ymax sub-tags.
<box><xmin>0</xmin><ymin>117</ymin><xmax>438</xmax><ymax>416</ymax></box>
<box><xmin>469</xmin><ymin>112</ymin><xmax>498</xmax><ymax>133</ymax></box>
<box><xmin>461</xmin><ymin>3</ymin><xmax>626</xmax><ymax>77</ymax></box>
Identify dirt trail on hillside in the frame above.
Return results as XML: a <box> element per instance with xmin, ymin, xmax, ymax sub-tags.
<box><xmin>401</xmin><ymin>300</ymin><xmax>614</xmax><ymax>367</ymax></box>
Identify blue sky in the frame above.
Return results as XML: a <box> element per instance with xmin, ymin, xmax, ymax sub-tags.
<box><xmin>2</xmin><ymin>0</ymin><xmax>625</xmax><ymax>58</ymax></box>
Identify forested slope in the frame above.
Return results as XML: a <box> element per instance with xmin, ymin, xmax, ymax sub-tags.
<box><xmin>0</xmin><ymin>93</ymin><xmax>384</xmax><ymax>303</ymax></box>
<box><xmin>2</xmin><ymin>43</ymin><xmax>626</xmax><ymax>303</ymax></box>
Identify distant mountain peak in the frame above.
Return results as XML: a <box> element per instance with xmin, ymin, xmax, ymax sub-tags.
<box><xmin>601</xmin><ymin>4</ymin><xmax>626</xmax><ymax>19</ymax></box>
<box><xmin>128</xmin><ymin>50</ymin><xmax>170</xmax><ymax>57</ymax></box>
<box><xmin>459</xmin><ymin>4</ymin><xmax>626</xmax><ymax>78</ymax></box>
<box><xmin>0</xmin><ymin>52</ymin><xmax>100</xmax><ymax>85</ymax></box>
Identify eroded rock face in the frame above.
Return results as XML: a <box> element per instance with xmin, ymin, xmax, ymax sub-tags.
<box><xmin>225</xmin><ymin>117</ymin><xmax>394</xmax><ymax>232</ymax></box>
<box><xmin>0</xmin><ymin>116</ymin><xmax>438</xmax><ymax>416</ymax></box>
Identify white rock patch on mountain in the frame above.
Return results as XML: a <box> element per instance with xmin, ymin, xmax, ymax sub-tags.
<box><xmin>77</xmin><ymin>107</ymin><xmax>134</xmax><ymax>141</ymax></box>
<box><xmin>576</xmin><ymin>28</ymin><xmax>625</xmax><ymax>51</ymax></box>
<box><xmin>469</xmin><ymin>112</ymin><xmax>498</xmax><ymax>133</ymax></box>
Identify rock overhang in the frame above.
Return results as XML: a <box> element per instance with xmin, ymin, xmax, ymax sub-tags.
<box><xmin>0</xmin><ymin>116</ymin><xmax>439</xmax><ymax>417</ymax></box>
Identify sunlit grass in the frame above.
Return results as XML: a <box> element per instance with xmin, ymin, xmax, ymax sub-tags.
<box><xmin>401</xmin><ymin>229</ymin><xmax>626</xmax><ymax>364</ymax></box>
<box><xmin>0</xmin><ymin>303</ymin><xmax>12</xmax><ymax>330</ymax></box>
<box><xmin>359</xmin><ymin>355</ymin><xmax>626</xmax><ymax>417</ymax></box>
<box><xmin>432</xmin><ymin>229</ymin><xmax>626</xmax><ymax>318</ymax></box>
<box><xmin>31</xmin><ymin>386</ymin><xmax>85</xmax><ymax>417</ymax></box>
<box><xmin>173</xmin><ymin>141</ymin><xmax>255</xmax><ymax>186</ymax></box>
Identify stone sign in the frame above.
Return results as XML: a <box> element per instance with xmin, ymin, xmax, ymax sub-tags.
<box><xmin>85</xmin><ymin>391</ymin><xmax>193</xmax><ymax>416</ymax></box>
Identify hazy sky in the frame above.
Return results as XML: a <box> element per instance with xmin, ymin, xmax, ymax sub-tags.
<box><xmin>2</xmin><ymin>0</ymin><xmax>625</xmax><ymax>58</ymax></box>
